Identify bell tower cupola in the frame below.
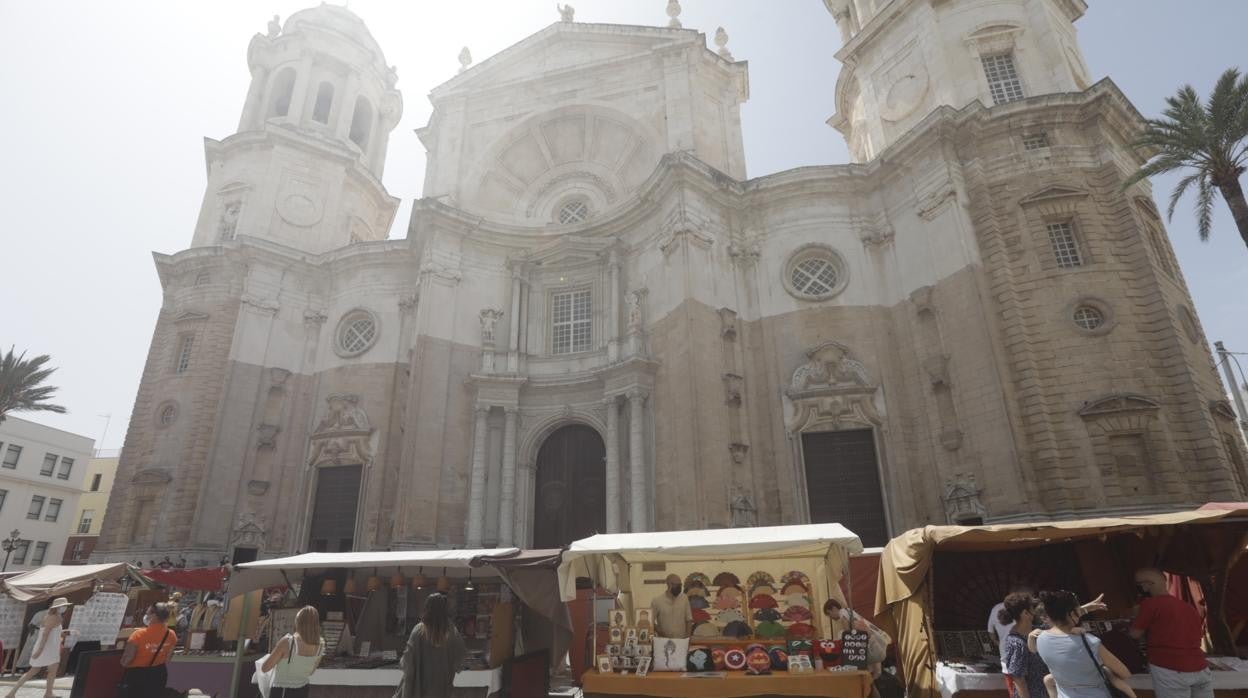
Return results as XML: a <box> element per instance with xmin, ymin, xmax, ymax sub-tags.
<box><xmin>190</xmin><ymin>4</ymin><xmax>404</xmax><ymax>254</ymax></box>
<box><xmin>826</xmin><ymin>0</ymin><xmax>1091</xmax><ymax>163</ymax></box>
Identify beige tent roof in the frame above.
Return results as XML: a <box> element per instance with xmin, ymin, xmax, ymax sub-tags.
<box><xmin>1</xmin><ymin>563</ymin><xmax>133</xmax><ymax>603</ymax></box>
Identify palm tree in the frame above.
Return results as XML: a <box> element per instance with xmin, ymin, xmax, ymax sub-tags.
<box><xmin>1124</xmin><ymin>67</ymin><xmax>1248</xmax><ymax>249</ymax></box>
<box><xmin>0</xmin><ymin>346</ymin><xmax>68</xmax><ymax>424</ymax></box>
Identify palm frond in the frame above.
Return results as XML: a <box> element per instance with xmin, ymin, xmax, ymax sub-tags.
<box><xmin>0</xmin><ymin>345</ymin><xmax>68</xmax><ymax>423</ymax></box>
<box><xmin>1194</xmin><ymin>175</ymin><xmax>1216</xmax><ymax>241</ymax></box>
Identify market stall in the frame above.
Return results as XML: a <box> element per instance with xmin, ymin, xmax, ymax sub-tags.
<box><xmin>0</xmin><ymin>563</ymin><xmax>140</xmax><ymax>675</ymax></box>
<box><xmin>875</xmin><ymin>506</ymin><xmax>1248</xmax><ymax>698</ymax></box>
<box><xmin>229</xmin><ymin>547</ymin><xmax>559</xmax><ymax>698</ymax></box>
<box><xmin>557</xmin><ymin>523</ymin><xmax>873</xmax><ymax>698</ymax></box>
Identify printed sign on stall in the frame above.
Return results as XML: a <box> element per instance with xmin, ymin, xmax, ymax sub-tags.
<box><xmin>67</xmin><ymin>593</ymin><xmax>128</xmax><ymax>646</ymax></box>
<box><xmin>0</xmin><ymin>595</ymin><xmax>25</xmax><ymax>650</ymax></box>
<box><xmin>839</xmin><ymin>629</ymin><xmax>870</xmax><ymax>669</ymax></box>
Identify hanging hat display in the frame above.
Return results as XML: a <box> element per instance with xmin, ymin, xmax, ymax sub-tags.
<box><xmin>411</xmin><ymin>568</ymin><xmax>427</xmax><ymax>590</ymax></box>
<box><xmin>712</xmin><ymin>572</ymin><xmax>740</xmax><ymax>587</ymax></box>
<box><xmin>343</xmin><ymin>574</ymin><xmax>359</xmax><ymax>595</ymax></box>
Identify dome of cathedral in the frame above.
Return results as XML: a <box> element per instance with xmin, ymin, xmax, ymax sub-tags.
<box><xmin>284</xmin><ymin>3</ymin><xmax>385</xmax><ymax>59</ymax></box>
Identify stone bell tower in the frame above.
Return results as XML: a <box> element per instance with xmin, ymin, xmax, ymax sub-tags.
<box><xmin>188</xmin><ymin>5</ymin><xmax>404</xmax><ymax>254</ymax></box>
<box><xmin>826</xmin><ymin>0</ymin><xmax>1092</xmax><ymax>163</ymax></box>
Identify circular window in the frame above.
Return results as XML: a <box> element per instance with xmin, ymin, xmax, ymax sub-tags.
<box><xmin>156</xmin><ymin>402</ymin><xmax>178</xmax><ymax>428</ymax></box>
<box><xmin>1066</xmin><ymin>297</ymin><xmax>1115</xmax><ymax>336</ymax></box>
<box><xmin>783</xmin><ymin>245</ymin><xmax>848</xmax><ymax>301</ymax></box>
<box><xmin>556</xmin><ymin>198</ymin><xmax>590</xmax><ymax>225</ymax></box>
<box><xmin>335</xmin><ymin>309</ymin><xmax>379</xmax><ymax>357</ymax></box>
<box><xmin>1072</xmin><ymin>305</ymin><xmax>1104</xmax><ymax>331</ymax></box>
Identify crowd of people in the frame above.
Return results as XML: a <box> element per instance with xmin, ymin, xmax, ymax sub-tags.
<box><xmin>988</xmin><ymin>568</ymin><xmax>1213</xmax><ymax>698</ymax></box>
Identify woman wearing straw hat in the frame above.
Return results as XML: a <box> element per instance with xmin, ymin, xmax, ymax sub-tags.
<box><xmin>7</xmin><ymin>597</ymin><xmax>71</xmax><ymax>698</ymax></box>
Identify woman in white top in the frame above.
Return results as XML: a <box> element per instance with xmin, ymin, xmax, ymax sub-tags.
<box><xmin>261</xmin><ymin>605</ymin><xmax>325</xmax><ymax>698</ymax></box>
<box><xmin>7</xmin><ymin>597</ymin><xmax>72</xmax><ymax>698</ymax></box>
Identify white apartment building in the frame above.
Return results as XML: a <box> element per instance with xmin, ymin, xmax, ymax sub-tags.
<box><xmin>0</xmin><ymin>416</ymin><xmax>92</xmax><ymax>572</ymax></box>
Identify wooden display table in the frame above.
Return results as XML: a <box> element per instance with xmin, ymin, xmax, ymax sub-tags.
<box><xmin>581</xmin><ymin>669</ymin><xmax>873</xmax><ymax>698</ymax></box>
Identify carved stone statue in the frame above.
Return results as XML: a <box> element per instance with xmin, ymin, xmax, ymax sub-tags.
<box><xmin>309</xmin><ymin>394</ymin><xmax>374</xmax><ymax>467</ymax></box>
<box><xmin>267</xmin><ymin>15</ymin><xmax>281</xmax><ymax>39</ymax></box>
<box><xmin>557</xmin><ymin>4</ymin><xmax>575</xmax><ymax>22</ymax></box>
<box><xmin>666</xmin><ymin>0</ymin><xmax>682</xmax><ymax>28</ymax></box>
<box><xmin>714</xmin><ymin>27</ymin><xmax>733</xmax><ymax>60</ymax></box>
<box><xmin>217</xmin><ymin>200</ymin><xmax>241</xmax><ymax>240</ymax></box>
<box><xmin>625</xmin><ymin>289</ymin><xmax>646</xmax><ymax>331</ymax></box>
<box><xmin>458</xmin><ymin>47</ymin><xmax>472</xmax><ymax>73</ymax></box>
<box><xmin>479</xmin><ymin>308</ymin><xmax>503</xmax><ymax>346</ymax></box>
<box><xmin>730</xmin><ymin>489</ymin><xmax>757</xmax><ymax>527</ymax></box>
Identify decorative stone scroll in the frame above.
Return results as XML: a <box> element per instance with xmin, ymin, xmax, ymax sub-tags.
<box><xmin>784</xmin><ymin>341</ymin><xmax>881</xmax><ymax>433</ymax></box>
<box><xmin>308</xmin><ymin>393</ymin><xmax>375</xmax><ymax>467</ymax></box>
<box><xmin>232</xmin><ymin>512</ymin><xmax>266</xmax><ymax>548</ymax></box>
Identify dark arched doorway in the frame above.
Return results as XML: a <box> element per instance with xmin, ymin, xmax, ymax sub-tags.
<box><xmin>532</xmin><ymin>424</ymin><xmax>605</xmax><ymax>549</ymax></box>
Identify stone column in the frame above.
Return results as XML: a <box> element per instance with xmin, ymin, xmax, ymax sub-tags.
<box><xmin>627</xmin><ymin>389</ymin><xmax>648</xmax><ymax>532</ymax></box>
<box><xmin>498</xmin><ymin>407</ymin><xmax>519</xmax><ymax>545</ymax></box>
<box><xmin>508</xmin><ymin>269</ymin><xmax>522</xmax><ymax>373</ymax></box>
<box><xmin>604</xmin><ymin>396</ymin><xmax>621</xmax><ymax>533</ymax></box>
<box><xmin>238</xmin><ymin>65</ymin><xmax>270</xmax><ymax>132</ymax></box>
<box><xmin>607</xmin><ymin>249</ymin><xmax>621</xmax><ymax>362</ymax></box>
<box><xmin>466</xmin><ymin>405</ymin><xmax>490</xmax><ymax>546</ymax></box>
<box><xmin>287</xmin><ymin>53</ymin><xmax>315</xmax><ymax>126</ymax></box>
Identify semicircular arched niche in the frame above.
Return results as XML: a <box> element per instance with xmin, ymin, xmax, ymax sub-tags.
<box><xmin>463</xmin><ymin>104</ymin><xmax>661</xmax><ymax>225</ymax></box>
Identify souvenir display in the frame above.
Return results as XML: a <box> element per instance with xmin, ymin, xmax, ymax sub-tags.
<box><xmin>634</xmin><ymin>609</ymin><xmax>653</xmax><ymax>628</ymax></box>
<box><xmin>785</xmin><ymin>622</ymin><xmax>817</xmax><ymax>639</ymax></box>
<box><xmin>818</xmin><ymin>639</ymin><xmax>843</xmax><ymax>665</ymax></box>
<box><xmin>638</xmin><ymin>644</ymin><xmax>652</xmax><ymax>657</ymax></box>
<box><xmin>769</xmin><ymin>645</ymin><xmax>790</xmax><ymax>670</ymax></box>
<box><xmin>597</xmin><ymin>655</ymin><xmax>613</xmax><ymax>673</ymax></box>
<box><xmin>609</xmin><ymin>626</ymin><xmax>623</xmax><ymax>643</ymax></box>
<box><xmin>712</xmin><ymin>572</ymin><xmax>740</xmax><ymax>587</ymax></box>
<box><xmin>787</xmin><ymin>638</ymin><xmax>813</xmax><ymax>659</ymax></box>
<box><xmin>711</xmin><ymin>647</ymin><xmax>727</xmax><ymax>670</ymax></box>
<box><xmin>691</xmin><ymin>621</ymin><xmax>718</xmax><ymax>637</ymax></box>
<box><xmin>652</xmin><ymin>637</ymin><xmax>689</xmax><ymax>672</ymax></box>
<box><xmin>746</xmin><ymin>646</ymin><xmax>773</xmax><ymax>675</ymax></box>
<box><xmin>753</xmin><ymin>608</ymin><xmax>782</xmax><ymax>622</ymax></box>
<box><xmin>637</xmin><ymin>628</ymin><xmax>651</xmax><ymax>643</ymax></box>
<box><xmin>636</xmin><ymin>656</ymin><xmax>652</xmax><ymax>677</ymax></box>
<box><xmin>755</xmin><ymin>620</ymin><xmax>787</xmax><ymax>639</ymax></box>
<box><xmin>609</xmin><ymin>609</ymin><xmax>627</xmax><ymax>627</ymax></box>
<box><xmin>607</xmin><ymin>643</ymin><xmax>621</xmax><ymax>656</ymax></box>
<box><xmin>626</xmin><ymin>627</ymin><xmax>639</xmax><ymax>642</ymax></box>
<box><xmin>688</xmin><ymin>595</ymin><xmax>709</xmax><ymax>610</ymax></box>
<box><xmin>788</xmin><ymin>654</ymin><xmax>814</xmax><ymax>673</ymax></box>
<box><xmin>724</xmin><ymin>648</ymin><xmax>747</xmax><ymax>670</ymax></box>
<box><xmin>722</xmin><ymin>620</ymin><xmax>752</xmax><ymax>638</ymax></box>
<box><xmin>691</xmin><ymin>607</ymin><xmax>711</xmax><ymax>623</ymax></box>
<box><xmin>749</xmin><ymin>595</ymin><xmax>778</xmax><ymax>609</ymax></box>
<box><xmin>684</xmin><ymin>572</ymin><xmax>711</xmax><ymax>592</ymax></box>
<box><xmin>686</xmin><ymin>646</ymin><xmax>713</xmax><ymax>672</ymax></box>
<box><xmin>746</xmin><ymin>571</ymin><xmax>776</xmax><ymax>591</ymax></box>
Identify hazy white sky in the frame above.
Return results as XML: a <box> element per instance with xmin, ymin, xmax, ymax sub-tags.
<box><xmin>2</xmin><ymin>1</ymin><xmax>1246</xmax><ymax>449</ymax></box>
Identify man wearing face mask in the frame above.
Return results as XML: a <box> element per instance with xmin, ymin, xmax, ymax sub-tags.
<box><xmin>1130</xmin><ymin>568</ymin><xmax>1211</xmax><ymax>698</ymax></box>
<box><xmin>650</xmin><ymin>574</ymin><xmax>692</xmax><ymax>639</ymax></box>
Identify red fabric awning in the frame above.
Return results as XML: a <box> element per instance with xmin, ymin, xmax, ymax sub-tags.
<box><xmin>141</xmin><ymin>567</ymin><xmax>229</xmax><ymax>592</ymax></box>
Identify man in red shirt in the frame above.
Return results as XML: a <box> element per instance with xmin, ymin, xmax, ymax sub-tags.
<box><xmin>1129</xmin><ymin>568</ymin><xmax>1211</xmax><ymax>698</ymax></box>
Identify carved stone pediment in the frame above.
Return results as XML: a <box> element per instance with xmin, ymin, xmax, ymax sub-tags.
<box><xmin>784</xmin><ymin>341</ymin><xmax>881</xmax><ymax>433</ymax></box>
<box><xmin>232</xmin><ymin>512</ymin><xmax>266</xmax><ymax>547</ymax></box>
<box><xmin>1018</xmin><ymin>185</ymin><xmax>1089</xmax><ymax>207</ymax></box>
<box><xmin>943</xmin><ymin>473</ymin><xmax>987</xmax><ymax>524</ymax></box>
<box><xmin>308</xmin><ymin>393</ymin><xmax>375</xmax><ymax>467</ymax></box>
<box><xmin>1078</xmin><ymin>394</ymin><xmax>1159</xmax><ymax>418</ymax></box>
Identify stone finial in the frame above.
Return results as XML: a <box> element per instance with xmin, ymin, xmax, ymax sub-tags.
<box><xmin>458</xmin><ymin>47</ymin><xmax>472</xmax><ymax>73</ymax></box>
<box><xmin>267</xmin><ymin>15</ymin><xmax>281</xmax><ymax>39</ymax></box>
<box><xmin>666</xmin><ymin>0</ymin><xmax>682</xmax><ymax>28</ymax></box>
<box><xmin>714</xmin><ymin>27</ymin><xmax>733</xmax><ymax>60</ymax></box>
<box><xmin>557</xmin><ymin>3</ymin><xmax>575</xmax><ymax>22</ymax></box>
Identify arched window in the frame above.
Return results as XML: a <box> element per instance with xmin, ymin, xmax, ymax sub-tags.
<box><xmin>269</xmin><ymin>68</ymin><xmax>296</xmax><ymax>118</ymax></box>
<box><xmin>349</xmin><ymin>97</ymin><xmax>373</xmax><ymax>148</ymax></box>
<box><xmin>312</xmin><ymin>82</ymin><xmax>335</xmax><ymax>124</ymax></box>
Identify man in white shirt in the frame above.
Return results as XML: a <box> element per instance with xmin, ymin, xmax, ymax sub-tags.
<box><xmin>649</xmin><ymin>574</ymin><xmax>692</xmax><ymax>639</ymax></box>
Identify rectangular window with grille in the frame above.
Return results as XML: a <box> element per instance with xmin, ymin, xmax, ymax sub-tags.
<box><xmin>12</xmin><ymin>540</ymin><xmax>30</xmax><ymax>565</ymax></box>
<box><xmin>175</xmin><ymin>334</ymin><xmax>194</xmax><ymax>374</ymax></box>
<box><xmin>0</xmin><ymin>489</ymin><xmax>6</xmax><ymax>512</ymax></box>
<box><xmin>78</xmin><ymin>509</ymin><xmax>94</xmax><ymax>534</ymax></box>
<box><xmin>45</xmin><ymin>498</ymin><xmax>62</xmax><ymax>522</ymax></box>
<box><xmin>1047</xmin><ymin>221</ymin><xmax>1084</xmax><ymax>268</ymax></box>
<box><xmin>2</xmin><ymin>445</ymin><xmax>20</xmax><ymax>469</ymax></box>
<box><xmin>40</xmin><ymin>453</ymin><xmax>57</xmax><ymax>477</ymax></box>
<box><xmin>27</xmin><ymin>496</ymin><xmax>44</xmax><ymax>520</ymax></box>
<box><xmin>31</xmin><ymin>542</ymin><xmax>47</xmax><ymax>566</ymax></box>
<box><xmin>1022</xmin><ymin>133</ymin><xmax>1049</xmax><ymax>150</ymax></box>
<box><xmin>982</xmin><ymin>53</ymin><xmax>1025</xmax><ymax>104</ymax></box>
<box><xmin>551</xmin><ymin>288</ymin><xmax>592</xmax><ymax>355</ymax></box>
<box><xmin>71</xmin><ymin>540</ymin><xmax>84</xmax><ymax>560</ymax></box>
<box><xmin>57</xmin><ymin>457</ymin><xmax>73</xmax><ymax>480</ymax></box>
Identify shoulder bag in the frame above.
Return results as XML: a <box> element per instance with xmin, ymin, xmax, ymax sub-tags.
<box><xmin>1078</xmin><ymin>633</ymin><xmax>1128</xmax><ymax>698</ymax></box>
<box><xmin>118</xmin><ymin>629</ymin><xmax>172</xmax><ymax>698</ymax></box>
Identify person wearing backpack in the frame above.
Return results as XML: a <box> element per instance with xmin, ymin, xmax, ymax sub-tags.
<box><xmin>260</xmin><ymin>606</ymin><xmax>325</xmax><ymax>698</ymax></box>
<box><xmin>119</xmin><ymin>603</ymin><xmax>177</xmax><ymax>698</ymax></box>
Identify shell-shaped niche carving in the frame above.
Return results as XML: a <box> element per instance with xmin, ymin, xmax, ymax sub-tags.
<box><xmin>465</xmin><ymin>105</ymin><xmax>660</xmax><ymax>225</ymax></box>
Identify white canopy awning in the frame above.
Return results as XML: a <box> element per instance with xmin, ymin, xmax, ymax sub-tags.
<box><xmin>557</xmin><ymin>523</ymin><xmax>863</xmax><ymax>601</ymax></box>
<box><xmin>228</xmin><ymin>548</ymin><xmax>520</xmax><ymax>597</ymax></box>
<box><xmin>1</xmin><ymin>563</ymin><xmax>134</xmax><ymax>603</ymax></box>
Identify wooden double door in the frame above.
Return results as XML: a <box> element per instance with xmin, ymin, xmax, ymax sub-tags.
<box><xmin>532</xmin><ymin>425</ymin><xmax>606</xmax><ymax>549</ymax></box>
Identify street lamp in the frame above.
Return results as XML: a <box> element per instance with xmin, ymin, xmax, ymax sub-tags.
<box><xmin>2</xmin><ymin>530</ymin><xmax>22</xmax><ymax>572</ymax></box>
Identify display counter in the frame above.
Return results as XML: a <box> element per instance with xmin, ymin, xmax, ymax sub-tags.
<box><xmin>300</xmin><ymin>666</ymin><xmax>502</xmax><ymax>698</ymax></box>
<box><xmin>935</xmin><ymin>661</ymin><xmax>1248</xmax><ymax>698</ymax></box>
<box><xmin>581</xmin><ymin>668</ymin><xmax>873</xmax><ymax>698</ymax></box>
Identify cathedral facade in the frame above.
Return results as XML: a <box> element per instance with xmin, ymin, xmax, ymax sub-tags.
<box><xmin>96</xmin><ymin>0</ymin><xmax>1248</xmax><ymax>565</ymax></box>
